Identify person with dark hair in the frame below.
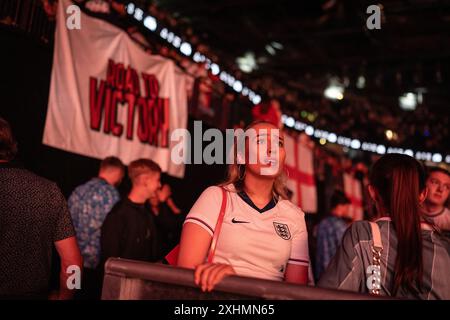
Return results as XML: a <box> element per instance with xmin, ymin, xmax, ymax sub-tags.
<box><xmin>315</xmin><ymin>190</ymin><xmax>351</xmax><ymax>280</ymax></box>
<box><xmin>0</xmin><ymin>118</ymin><xmax>83</xmax><ymax>299</ymax></box>
<box><xmin>318</xmin><ymin>154</ymin><xmax>450</xmax><ymax>299</ymax></box>
<box><xmin>67</xmin><ymin>156</ymin><xmax>125</xmax><ymax>299</ymax></box>
<box><xmin>422</xmin><ymin>167</ymin><xmax>450</xmax><ymax>232</ymax></box>
<box><xmin>101</xmin><ymin>158</ymin><xmax>162</xmax><ymax>266</ymax></box>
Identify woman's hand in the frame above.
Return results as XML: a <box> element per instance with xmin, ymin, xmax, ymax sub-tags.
<box><xmin>194</xmin><ymin>263</ymin><xmax>236</xmax><ymax>292</ymax></box>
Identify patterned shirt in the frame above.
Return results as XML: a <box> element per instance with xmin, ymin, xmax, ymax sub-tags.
<box><xmin>315</xmin><ymin>216</ymin><xmax>349</xmax><ymax>280</ymax></box>
<box><xmin>68</xmin><ymin>178</ymin><xmax>120</xmax><ymax>269</ymax></box>
<box><xmin>318</xmin><ymin>219</ymin><xmax>450</xmax><ymax>299</ymax></box>
<box><xmin>0</xmin><ymin>163</ymin><xmax>75</xmax><ymax>297</ymax></box>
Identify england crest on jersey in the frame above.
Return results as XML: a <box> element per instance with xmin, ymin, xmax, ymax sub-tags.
<box><xmin>273</xmin><ymin>222</ymin><xmax>291</xmax><ymax>240</ymax></box>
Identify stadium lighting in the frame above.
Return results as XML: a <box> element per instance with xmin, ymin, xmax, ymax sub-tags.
<box><xmin>350</xmin><ymin>139</ymin><xmax>361</xmax><ymax>150</ymax></box>
<box><xmin>385</xmin><ymin>130</ymin><xmax>394</xmax><ymax>140</ymax></box>
<box><xmin>160</xmin><ymin>28</ymin><xmax>168</xmax><ymax>39</ymax></box>
<box><xmin>193</xmin><ymin>52</ymin><xmax>205</xmax><ymax>63</ymax></box>
<box><xmin>399</xmin><ymin>92</ymin><xmax>417</xmax><ymax>110</ymax></box>
<box><xmin>126</xmin><ymin>4</ymin><xmax>268</xmax><ymax>106</ymax></box>
<box><xmin>305</xmin><ymin>126</ymin><xmax>315</xmax><ymax>136</ymax></box>
<box><xmin>432</xmin><ymin>153</ymin><xmax>443</xmax><ymax>163</ymax></box>
<box><xmin>134</xmin><ymin>8</ymin><xmax>144</xmax><ymax>21</ymax></box>
<box><xmin>271</xmin><ymin>41</ymin><xmax>283</xmax><ymax>50</ymax></box>
<box><xmin>172</xmin><ymin>36</ymin><xmax>181</xmax><ymax>48</ymax></box>
<box><xmin>285</xmin><ymin>117</ymin><xmax>295</xmax><ymax>128</ymax></box>
<box><xmin>280</xmin><ymin>117</ymin><xmax>447</xmax><ymax>163</ymax></box>
<box><xmin>233</xmin><ymin>80</ymin><xmax>243</xmax><ymax>93</ymax></box>
<box><xmin>327</xmin><ymin>133</ymin><xmax>337</xmax><ymax>143</ymax></box>
<box><xmin>210</xmin><ymin>63</ymin><xmax>220</xmax><ymax>76</ymax></box>
<box><xmin>127</xmin><ymin>3</ymin><xmax>135</xmax><ymax>15</ymax></box>
<box><xmin>180</xmin><ymin>42</ymin><xmax>192</xmax><ymax>56</ymax></box>
<box><xmin>295</xmin><ymin>121</ymin><xmax>306</xmax><ymax>131</ymax></box>
<box><xmin>265</xmin><ymin>45</ymin><xmax>276</xmax><ymax>56</ymax></box>
<box><xmin>404</xmin><ymin>149</ymin><xmax>414</xmax><ymax>157</ymax></box>
<box><xmin>324</xmin><ymin>85</ymin><xmax>344</xmax><ymax>100</ymax></box>
<box><xmin>143</xmin><ymin>16</ymin><xmax>157</xmax><ymax>31</ymax></box>
<box><xmin>236</xmin><ymin>52</ymin><xmax>257</xmax><ymax>73</ymax></box>
<box><xmin>356</xmin><ymin>76</ymin><xmax>366</xmax><ymax>89</ymax></box>
<box><xmin>376</xmin><ymin>145</ymin><xmax>386</xmax><ymax>155</ymax></box>
<box><xmin>166</xmin><ymin>32</ymin><xmax>175</xmax><ymax>43</ymax></box>
<box><xmin>252</xmin><ymin>94</ymin><xmax>261</xmax><ymax>105</ymax></box>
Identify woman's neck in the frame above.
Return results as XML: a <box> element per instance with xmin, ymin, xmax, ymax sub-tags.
<box><xmin>243</xmin><ymin>172</ymin><xmax>274</xmax><ymax>206</ymax></box>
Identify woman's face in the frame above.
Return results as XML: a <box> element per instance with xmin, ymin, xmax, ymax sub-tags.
<box><xmin>244</xmin><ymin>123</ymin><xmax>286</xmax><ymax>178</ymax></box>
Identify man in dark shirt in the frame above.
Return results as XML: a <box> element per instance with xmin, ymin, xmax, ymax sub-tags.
<box><xmin>149</xmin><ymin>184</ymin><xmax>183</xmax><ymax>256</ymax></box>
<box><xmin>0</xmin><ymin>118</ymin><xmax>83</xmax><ymax>299</ymax></box>
<box><xmin>101</xmin><ymin>158</ymin><xmax>162</xmax><ymax>265</ymax></box>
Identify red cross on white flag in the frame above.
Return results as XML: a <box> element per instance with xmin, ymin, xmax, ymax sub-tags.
<box><xmin>284</xmin><ymin>133</ymin><xmax>317</xmax><ymax>213</ymax></box>
<box><xmin>343</xmin><ymin>172</ymin><xmax>364</xmax><ymax>221</ymax></box>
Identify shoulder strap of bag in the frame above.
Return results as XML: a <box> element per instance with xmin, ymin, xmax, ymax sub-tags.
<box><xmin>369</xmin><ymin>221</ymin><xmax>383</xmax><ymax>250</ymax></box>
<box><xmin>207</xmin><ymin>187</ymin><xmax>228</xmax><ymax>263</ymax></box>
<box><xmin>368</xmin><ymin>221</ymin><xmax>383</xmax><ymax>295</ymax></box>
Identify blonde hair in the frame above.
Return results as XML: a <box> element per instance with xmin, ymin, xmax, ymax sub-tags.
<box><xmin>219</xmin><ymin>120</ymin><xmax>288</xmax><ymax>200</ymax></box>
<box><xmin>128</xmin><ymin>159</ymin><xmax>161</xmax><ymax>184</ymax></box>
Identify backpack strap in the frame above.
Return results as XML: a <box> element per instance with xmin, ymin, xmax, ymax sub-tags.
<box><xmin>368</xmin><ymin>221</ymin><xmax>383</xmax><ymax>295</ymax></box>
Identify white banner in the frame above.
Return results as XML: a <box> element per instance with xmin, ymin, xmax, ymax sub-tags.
<box><xmin>43</xmin><ymin>0</ymin><xmax>187</xmax><ymax>178</ymax></box>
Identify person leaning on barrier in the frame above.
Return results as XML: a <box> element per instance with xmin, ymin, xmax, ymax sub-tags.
<box><xmin>177</xmin><ymin>121</ymin><xmax>311</xmax><ymax>292</ymax></box>
<box><xmin>318</xmin><ymin>154</ymin><xmax>450</xmax><ymax>299</ymax></box>
<box><xmin>0</xmin><ymin>117</ymin><xmax>83</xmax><ymax>299</ymax></box>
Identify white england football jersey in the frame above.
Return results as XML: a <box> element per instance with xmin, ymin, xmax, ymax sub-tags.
<box><xmin>184</xmin><ymin>184</ymin><xmax>310</xmax><ymax>281</ymax></box>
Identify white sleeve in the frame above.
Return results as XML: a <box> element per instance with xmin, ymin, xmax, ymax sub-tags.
<box><xmin>288</xmin><ymin>209</ymin><xmax>310</xmax><ymax>267</ymax></box>
<box><xmin>184</xmin><ymin>186</ymin><xmax>223</xmax><ymax>237</ymax></box>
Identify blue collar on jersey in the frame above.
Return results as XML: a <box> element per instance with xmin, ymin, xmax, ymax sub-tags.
<box><xmin>237</xmin><ymin>190</ymin><xmax>277</xmax><ymax>214</ymax></box>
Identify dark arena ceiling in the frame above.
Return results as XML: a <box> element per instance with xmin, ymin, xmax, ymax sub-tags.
<box><xmin>152</xmin><ymin>0</ymin><xmax>450</xmax><ymax>153</ymax></box>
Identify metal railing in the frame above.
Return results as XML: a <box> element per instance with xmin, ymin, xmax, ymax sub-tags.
<box><xmin>102</xmin><ymin>258</ymin><xmax>388</xmax><ymax>300</ymax></box>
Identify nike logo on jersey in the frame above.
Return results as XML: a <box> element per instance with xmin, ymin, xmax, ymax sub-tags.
<box><xmin>231</xmin><ymin>218</ymin><xmax>250</xmax><ymax>224</ymax></box>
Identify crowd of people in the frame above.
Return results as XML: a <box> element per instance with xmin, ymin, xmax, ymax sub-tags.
<box><xmin>283</xmin><ymin>95</ymin><xmax>449</xmax><ymax>154</ymax></box>
<box><xmin>1</xmin><ymin>0</ymin><xmax>449</xmax><ymax>301</ymax></box>
<box><xmin>1</xmin><ymin>0</ymin><xmax>445</xmax><ymax>152</ymax></box>
<box><xmin>1</xmin><ymin>117</ymin><xmax>449</xmax><ymax>300</ymax></box>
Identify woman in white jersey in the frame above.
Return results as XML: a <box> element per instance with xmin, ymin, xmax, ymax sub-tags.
<box><xmin>177</xmin><ymin>121</ymin><xmax>310</xmax><ymax>291</ymax></box>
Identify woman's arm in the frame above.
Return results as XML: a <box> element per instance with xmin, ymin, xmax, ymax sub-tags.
<box><xmin>285</xmin><ymin>264</ymin><xmax>308</xmax><ymax>285</ymax></box>
<box><xmin>177</xmin><ymin>222</ymin><xmax>212</xmax><ymax>269</ymax></box>
<box><xmin>177</xmin><ymin>222</ymin><xmax>235</xmax><ymax>292</ymax></box>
